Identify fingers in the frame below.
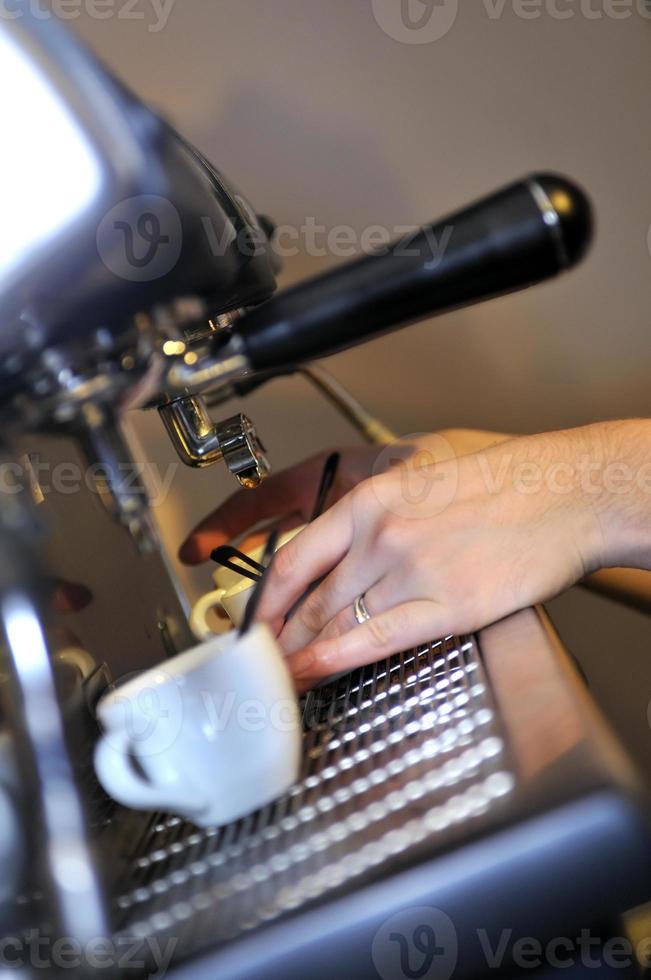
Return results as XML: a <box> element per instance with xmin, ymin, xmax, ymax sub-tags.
<box><xmin>237</xmin><ymin>513</ymin><xmax>304</xmax><ymax>555</ymax></box>
<box><xmin>286</xmin><ymin>599</ymin><xmax>445</xmax><ymax>687</ymax></box>
<box><xmin>277</xmin><ymin>558</ymin><xmax>370</xmax><ymax>655</ymax></box>
<box><xmin>52</xmin><ymin>580</ymin><xmax>93</xmax><ymax>614</ymax></box>
<box><xmin>278</xmin><ymin>567</ymin><xmax>412</xmax><ymax>656</ymax></box>
<box><xmin>255</xmin><ymin>497</ymin><xmax>358</xmax><ymax>626</ymax></box>
<box><xmin>179</xmin><ymin>453</ymin><xmax>329</xmax><ymax>564</ymax></box>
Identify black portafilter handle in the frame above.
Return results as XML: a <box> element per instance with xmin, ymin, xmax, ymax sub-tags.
<box><xmin>233</xmin><ymin>173</ymin><xmax>593</xmax><ymax>372</ymax></box>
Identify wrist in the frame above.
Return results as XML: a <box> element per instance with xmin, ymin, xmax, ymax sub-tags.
<box><xmin>582</xmin><ymin>419</ymin><xmax>651</xmax><ymax>570</ymax></box>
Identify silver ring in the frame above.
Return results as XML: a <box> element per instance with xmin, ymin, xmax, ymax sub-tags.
<box><xmin>353</xmin><ymin>593</ymin><xmax>371</xmax><ymax>625</ymax></box>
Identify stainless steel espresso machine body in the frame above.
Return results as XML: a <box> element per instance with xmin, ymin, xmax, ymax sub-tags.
<box><xmin>3</xmin><ymin>9</ymin><xmax>651</xmax><ymax>980</ymax></box>
<box><xmin>0</xmin><ymin>11</ymin><xmax>594</xmax><ymax>546</ymax></box>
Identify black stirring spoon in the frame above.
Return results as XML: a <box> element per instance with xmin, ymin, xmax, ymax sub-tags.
<box><xmin>210</xmin><ymin>544</ymin><xmax>264</xmax><ymax>583</ymax></box>
<box><xmin>310</xmin><ymin>452</ymin><xmax>340</xmax><ymax>522</ymax></box>
<box><xmin>239</xmin><ymin>529</ymin><xmax>280</xmax><ymax>636</ymax></box>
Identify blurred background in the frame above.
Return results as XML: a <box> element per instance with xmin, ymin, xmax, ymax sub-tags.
<box><xmin>55</xmin><ymin>2</ymin><xmax>651</xmax><ymax>775</ymax></box>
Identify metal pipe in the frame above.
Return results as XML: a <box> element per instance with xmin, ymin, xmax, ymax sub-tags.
<box><xmin>158</xmin><ymin>395</ymin><xmax>223</xmax><ymax>468</ymax></box>
<box><xmin>300</xmin><ymin>364</ymin><xmax>397</xmax><ymax>446</ymax></box>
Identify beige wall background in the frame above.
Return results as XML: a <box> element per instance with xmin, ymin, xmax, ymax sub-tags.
<box><xmin>70</xmin><ymin>3</ymin><xmax>651</xmax><ymax>773</ymax></box>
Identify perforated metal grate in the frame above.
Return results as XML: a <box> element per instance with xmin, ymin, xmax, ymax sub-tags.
<box><xmin>100</xmin><ymin>634</ymin><xmax>515</xmax><ymax>971</ymax></box>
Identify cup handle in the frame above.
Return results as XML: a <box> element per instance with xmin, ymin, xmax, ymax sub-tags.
<box><xmin>94</xmin><ymin>729</ymin><xmax>188</xmax><ymax>813</ymax></box>
<box><xmin>189</xmin><ymin>587</ymin><xmax>227</xmax><ymax>641</ymax></box>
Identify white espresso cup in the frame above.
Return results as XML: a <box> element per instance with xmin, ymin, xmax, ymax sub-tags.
<box><xmin>190</xmin><ymin>525</ymin><xmax>306</xmax><ymax>639</ymax></box>
<box><xmin>93</xmin><ymin>625</ymin><xmax>301</xmax><ymax>827</ymax></box>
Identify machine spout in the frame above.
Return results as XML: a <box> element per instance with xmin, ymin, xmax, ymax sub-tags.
<box><xmin>159</xmin><ymin>395</ymin><xmax>270</xmax><ymax>488</ymax></box>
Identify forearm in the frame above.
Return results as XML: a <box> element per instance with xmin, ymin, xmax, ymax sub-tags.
<box><xmin>447</xmin><ymin>420</ymin><xmax>651</xmax><ymax>573</ymax></box>
<box><xmin>250</xmin><ymin>419</ymin><xmax>651</xmax><ymax>686</ymax></box>
<box><xmin>446</xmin><ymin>423</ymin><xmax>651</xmax><ymax>614</ymax></box>
<box><xmin>585</xmin><ymin>418</ymin><xmax>651</xmax><ymax>569</ymax></box>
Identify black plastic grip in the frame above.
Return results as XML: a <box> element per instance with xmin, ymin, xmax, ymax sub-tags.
<box><xmin>235</xmin><ymin>173</ymin><xmax>593</xmax><ymax>371</ymax></box>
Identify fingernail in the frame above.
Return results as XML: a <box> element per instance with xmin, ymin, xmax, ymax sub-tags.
<box><xmin>179</xmin><ymin>533</ymin><xmax>225</xmax><ymax>565</ymax></box>
<box><xmin>269</xmin><ymin>617</ymin><xmax>285</xmax><ymax>637</ymax></box>
<box><xmin>53</xmin><ymin>581</ymin><xmax>93</xmax><ymax>613</ymax></box>
<box><xmin>178</xmin><ymin>537</ymin><xmax>200</xmax><ymax>564</ymax></box>
<box><xmin>287</xmin><ymin>648</ymin><xmax>317</xmax><ymax>679</ymax></box>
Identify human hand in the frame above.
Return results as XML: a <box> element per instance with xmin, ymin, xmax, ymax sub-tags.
<box><xmin>178</xmin><ymin>429</ymin><xmax>505</xmax><ymax>565</ymax></box>
<box><xmin>178</xmin><ymin>445</ymin><xmax>377</xmax><ymax>564</ymax></box>
<box><xmin>253</xmin><ymin>424</ymin><xmax>634</xmax><ymax>690</ymax></box>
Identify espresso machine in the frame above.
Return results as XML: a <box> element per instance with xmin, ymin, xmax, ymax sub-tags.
<box><xmin>2</xmin><ymin>8</ymin><xmax>651</xmax><ymax>979</ymax></box>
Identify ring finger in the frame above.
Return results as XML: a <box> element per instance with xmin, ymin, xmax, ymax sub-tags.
<box><xmin>311</xmin><ymin>572</ymin><xmax>415</xmax><ymax>644</ymax></box>
<box><xmin>278</xmin><ymin>567</ymin><xmax>413</xmax><ymax>655</ymax></box>
<box><xmin>287</xmin><ymin>597</ymin><xmax>445</xmax><ymax>690</ymax></box>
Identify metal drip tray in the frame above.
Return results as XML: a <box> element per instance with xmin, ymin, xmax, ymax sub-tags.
<box><xmin>10</xmin><ymin>608</ymin><xmax>649</xmax><ymax>980</ymax></box>
<box><xmin>102</xmin><ymin>634</ymin><xmax>514</xmax><ymax>969</ymax></box>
